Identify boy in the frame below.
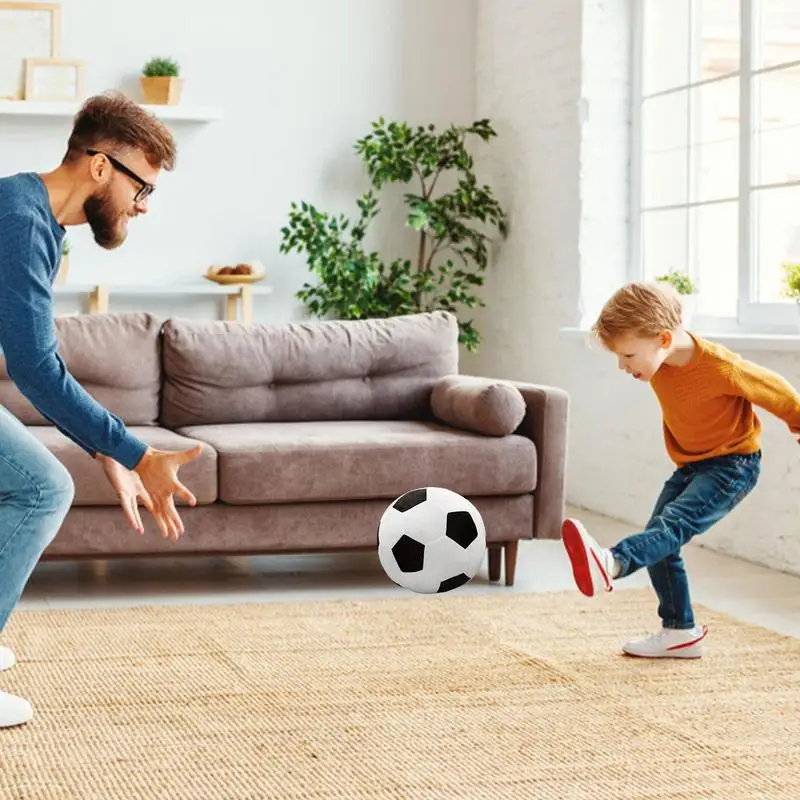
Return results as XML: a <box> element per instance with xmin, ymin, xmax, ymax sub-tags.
<box><xmin>561</xmin><ymin>280</ymin><xmax>800</xmax><ymax>658</ymax></box>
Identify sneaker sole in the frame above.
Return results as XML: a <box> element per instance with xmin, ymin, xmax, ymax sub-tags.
<box><xmin>561</xmin><ymin>519</ymin><xmax>600</xmax><ymax>597</ymax></box>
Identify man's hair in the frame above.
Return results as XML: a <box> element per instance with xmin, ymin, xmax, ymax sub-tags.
<box><xmin>63</xmin><ymin>91</ymin><xmax>176</xmax><ymax>170</ymax></box>
<box><xmin>592</xmin><ymin>280</ymin><xmax>684</xmax><ymax>347</ymax></box>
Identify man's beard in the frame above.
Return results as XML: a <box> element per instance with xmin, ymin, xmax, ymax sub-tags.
<box><xmin>84</xmin><ymin>185</ymin><xmax>126</xmax><ymax>249</ymax></box>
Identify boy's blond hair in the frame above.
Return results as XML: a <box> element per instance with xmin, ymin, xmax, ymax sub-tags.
<box><xmin>592</xmin><ymin>281</ymin><xmax>684</xmax><ymax>347</ymax></box>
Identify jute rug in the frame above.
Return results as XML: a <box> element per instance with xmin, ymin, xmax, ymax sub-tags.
<box><xmin>0</xmin><ymin>589</ymin><xmax>798</xmax><ymax>800</ymax></box>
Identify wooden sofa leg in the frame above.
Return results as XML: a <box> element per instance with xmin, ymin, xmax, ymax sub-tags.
<box><xmin>504</xmin><ymin>541</ymin><xmax>519</xmax><ymax>587</ymax></box>
<box><xmin>488</xmin><ymin>545</ymin><xmax>502</xmax><ymax>582</ymax></box>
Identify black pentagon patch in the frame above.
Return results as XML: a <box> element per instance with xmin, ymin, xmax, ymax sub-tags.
<box><xmin>438</xmin><ymin>573</ymin><xmax>470</xmax><ymax>593</ymax></box>
<box><xmin>392</xmin><ymin>535</ymin><xmax>425</xmax><ymax>572</ymax></box>
<box><xmin>445</xmin><ymin>510</ymin><xmax>479</xmax><ymax>548</ymax></box>
<box><xmin>392</xmin><ymin>488</ymin><xmax>427</xmax><ymax>512</ymax></box>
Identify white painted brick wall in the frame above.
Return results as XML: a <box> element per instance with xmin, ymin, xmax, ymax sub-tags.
<box><xmin>468</xmin><ymin>0</ymin><xmax>800</xmax><ymax>577</ymax></box>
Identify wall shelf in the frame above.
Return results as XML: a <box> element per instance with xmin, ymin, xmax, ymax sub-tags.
<box><xmin>53</xmin><ymin>282</ymin><xmax>271</xmax><ymax>324</ymax></box>
<box><xmin>0</xmin><ymin>100</ymin><xmax>223</xmax><ymax>122</ymax></box>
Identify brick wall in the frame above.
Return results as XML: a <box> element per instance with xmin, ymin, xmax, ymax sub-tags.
<box><xmin>466</xmin><ymin>0</ymin><xmax>800</xmax><ymax>576</ymax></box>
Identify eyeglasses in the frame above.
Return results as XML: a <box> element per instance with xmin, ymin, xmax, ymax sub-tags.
<box><xmin>86</xmin><ymin>149</ymin><xmax>156</xmax><ymax>203</ymax></box>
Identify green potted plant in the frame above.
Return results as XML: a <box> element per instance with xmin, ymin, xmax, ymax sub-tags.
<box><xmin>656</xmin><ymin>269</ymin><xmax>698</xmax><ymax>322</ymax></box>
<box><xmin>56</xmin><ymin>237</ymin><xmax>70</xmax><ymax>285</ymax></box>
<box><xmin>279</xmin><ymin>118</ymin><xmax>508</xmax><ymax>352</ymax></box>
<box><xmin>140</xmin><ymin>57</ymin><xmax>182</xmax><ymax>105</ymax></box>
<box><xmin>780</xmin><ymin>261</ymin><xmax>800</xmax><ymax>320</ymax></box>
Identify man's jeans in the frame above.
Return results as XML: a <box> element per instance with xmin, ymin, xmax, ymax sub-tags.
<box><xmin>611</xmin><ymin>451</ymin><xmax>761</xmax><ymax>630</ymax></box>
<box><xmin>0</xmin><ymin>405</ymin><xmax>74</xmax><ymax>633</ymax></box>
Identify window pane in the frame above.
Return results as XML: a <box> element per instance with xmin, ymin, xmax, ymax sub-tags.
<box><xmin>643</xmin><ymin>0</ymin><xmax>691</xmax><ymax>95</ymax></box>
<box><xmin>693</xmin><ymin>77</ymin><xmax>740</xmax><ymax>202</ymax></box>
<box><xmin>754</xmin><ymin>64</ymin><xmax>800</xmax><ymax>186</ymax></box>
<box><xmin>699</xmin><ymin>0</ymin><xmax>740</xmax><ymax>80</ymax></box>
<box><xmin>692</xmin><ymin>201</ymin><xmax>738</xmax><ymax>317</ymax></box>
<box><xmin>642</xmin><ymin>208</ymin><xmax>689</xmax><ymax>282</ymax></box>
<box><xmin>755</xmin><ymin>0</ymin><xmax>800</xmax><ymax>71</ymax></box>
<box><xmin>753</xmin><ymin>186</ymin><xmax>800</xmax><ymax>302</ymax></box>
<box><xmin>642</xmin><ymin>92</ymin><xmax>690</xmax><ymax>207</ymax></box>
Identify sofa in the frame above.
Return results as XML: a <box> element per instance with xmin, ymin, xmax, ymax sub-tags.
<box><xmin>0</xmin><ymin>310</ymin><xmax>569</xmax><ymax>586</ymax></box>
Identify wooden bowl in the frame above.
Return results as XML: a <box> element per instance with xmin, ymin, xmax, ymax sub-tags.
<box><xmin>205</xmin><ymin>264</ymin><xmax>265</xmax><ymax>285</ymax></box>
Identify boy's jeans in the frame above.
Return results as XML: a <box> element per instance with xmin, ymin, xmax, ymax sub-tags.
<box><xmin>0</xmin><ymin>405</ymin><xmax>74</xmax><ymax>633</ymax></box>
<box><xmin>611</xmin><ymin>451</ymin><xmax>761</xmax><ymax>630</ymax></box>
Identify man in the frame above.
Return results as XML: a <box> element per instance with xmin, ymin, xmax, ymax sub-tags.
<box><xmin>0</xmin><ymin>92</ymin><xmax>202</xmax><ymax>728</ymax></box>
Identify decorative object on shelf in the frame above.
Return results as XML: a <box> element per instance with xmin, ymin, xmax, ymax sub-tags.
<box><xmin>780</xmin><ymin>261</ymin><xmax>800</xmax><ymax>322</ymax></box>
<box><xmin>24</xmin><ymin>56</ymin><xmax>82</xmax><ymax>101</ymax></box>
<box><xmin>0</xmin><ymin>1</ymin><xmax>61</xmax><ymax>100</ymax></box>
<box><xmin>205</xmin><ymin>261</ymin><xmax>265</xmax><ymax>286</ymax></box>
<box><xmin>140</xmin><ymin>56</ymin><xmax>181</xmax><ymax>105</ymax></box>
<box><xmin>56</xmin><ymin>236</ymin><xmax>69</xmax><ymax>284</ymax></box>
<box><xmin>279</xmin><ymin>117</ymin><xmax>508</xmax><ymax>353</ymax></box>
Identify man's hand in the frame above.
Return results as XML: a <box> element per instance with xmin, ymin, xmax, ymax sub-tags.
<box><xmin>97</xmin><ymin>454</ymin><xmax>155</xmax><ymax>535</ymax></box>
<box><xmin>133</xmin><ymin>445</ymin><xmax>203</xmax><ymax>539</ymax></box>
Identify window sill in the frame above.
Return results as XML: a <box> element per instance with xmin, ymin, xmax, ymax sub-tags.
<box><xmin>559</xmin><ymin>327</ymin><xmax>800</xmax><ymax>352</ymax></box>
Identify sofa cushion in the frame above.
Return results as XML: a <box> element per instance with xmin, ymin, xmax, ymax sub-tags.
<box><xmin>175</xmin><ymin>420</ymin><xmax>536</xmax><ymax>505</ymax></box>
<box><xmin>0</xmin><ymin>312</ymin><xmax>163</xmax><ymax>426</ymax></box>
<box><xmin>28</xmin><ymin>426</ymin><xmax>218</xmax><ymax>506</ymax></box>
<box><xmin>431</xmin><ymin>375</ymin><xmax>526</xmax><ymax>436</ymax></box>
<box><xmin>160</xmin><ymin>311</ymin><xmax>459</xmax><ymax>428</ymax></box>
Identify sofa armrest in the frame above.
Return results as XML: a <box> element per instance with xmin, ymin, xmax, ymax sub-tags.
<box><xmin>510</xmin><ymin>381</ymin><xmax>568</xmax><ymax>539</ymax></box>
<box><xmin>434</xmin><ymin>374</ymin><xmax>568</xmax><ymax>540</ymax></box>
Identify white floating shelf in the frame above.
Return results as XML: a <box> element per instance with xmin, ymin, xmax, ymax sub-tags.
<box><xmin>0</xmin><ymin>100</ymin><xmax>223</xmax><ymax>122</ymax></box>
<box><xmin>54</xmin><ymin>283</ymin><xmax>272</xmax><ymax>296</ymax></box>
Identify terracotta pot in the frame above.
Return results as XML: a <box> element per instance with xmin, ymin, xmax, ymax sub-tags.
<box><xmin>140</xmin><ymin>76</ymin><xmax>183</xmax><ymax>105</ymax></box>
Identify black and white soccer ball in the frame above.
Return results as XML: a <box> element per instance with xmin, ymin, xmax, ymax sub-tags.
<box><xmin>377</xmin><ymin>487</ymin><xmax>486</xmax><ymax>594</ymax></box>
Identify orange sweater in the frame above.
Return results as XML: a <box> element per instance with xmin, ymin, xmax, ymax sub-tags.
<box><xmin>650</xmin><ymin>333</ymin><xmax>800</xmax><ymax>466</ymax></box>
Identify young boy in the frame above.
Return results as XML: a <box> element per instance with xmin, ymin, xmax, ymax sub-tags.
<box><xmin>562</xmin><ymin>280</ymin><xmax>800</xmax><ymax>658</ymax></box>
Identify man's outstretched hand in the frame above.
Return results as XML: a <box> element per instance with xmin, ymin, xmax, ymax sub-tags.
<box><xmin>132</xmin><ymin>445</ymin><xmax>203</xmax><ymax>539</ymax></box>
<box><xmin>98</xmin><ymin>454</ymin><xmax>154</xmax><ymax>534</ymax></box>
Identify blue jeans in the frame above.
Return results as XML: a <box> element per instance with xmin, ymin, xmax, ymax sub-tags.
<box><xmin>611</xmin><ymin>451</ymin><xmax>761</xmax><ymax>630</ymax></box>
<box><xmin>0</xmin><ymin>405</ymin><xmax>74</xmax><ymax>633</ymax></box>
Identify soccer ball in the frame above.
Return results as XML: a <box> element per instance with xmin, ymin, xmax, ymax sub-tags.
<box><xmin>377</xmin><ymin>487</ymin><xmax>486</xmax><ymax>594</ymax></box>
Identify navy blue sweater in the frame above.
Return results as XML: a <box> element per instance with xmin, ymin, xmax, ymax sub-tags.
<box><xmin>0</xmin><ymin>172</ymin><xmax>147</xmax><ymax>470</ymax></box>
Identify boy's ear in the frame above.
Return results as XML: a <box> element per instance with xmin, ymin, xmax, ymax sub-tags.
<box><xmin>659</xmin><ymin>330</ymin><xmax>673</xmax><ymax>349</ymax></box>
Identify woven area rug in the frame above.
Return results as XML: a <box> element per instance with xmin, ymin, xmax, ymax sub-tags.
<box><xmin>1</xmin><ymin>589</ymin><xmax>798</xmax><ymax>799</ymax></box>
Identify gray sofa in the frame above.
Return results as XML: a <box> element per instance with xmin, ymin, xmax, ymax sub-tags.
<box><xmin>0</xmin><ymin>310</ymin><xmax>569</xmax><ymax>586</ymax></box>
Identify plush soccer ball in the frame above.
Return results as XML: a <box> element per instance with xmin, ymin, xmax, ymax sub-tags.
<box><xmin>377</xmin><ymin>487</ymin><xmax>486</xmax><ymax>594</ymax></box>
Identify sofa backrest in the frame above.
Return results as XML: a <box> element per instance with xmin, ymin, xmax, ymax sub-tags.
<box><xmin>0</xmin><ymin>312</ymin><xmax>163</xmax><ymax>426</ymax></box>
<box><xmin>160</xmin><ymin>311</ymin><xmax>459</xmax><ymax>427</ymax></box>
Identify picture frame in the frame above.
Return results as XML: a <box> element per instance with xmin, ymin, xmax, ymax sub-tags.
<box><xmin>0</xmin><ymin>2</ymin><xmax>61</xmax><ymax>100</ymax></box>
<box><xmin>24</xmin><ymin>57</ymin><xmax>83</xmax><ymax>101</ymax></box>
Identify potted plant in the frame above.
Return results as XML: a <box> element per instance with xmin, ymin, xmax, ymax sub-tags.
<box><xmin>140</xmin><ymin>57</ymin><xmax>182</xmax><ymax>105</ymax></box>
<box><xmin>279</xmin><ymin>118</ymin><xmax>508</xmax><ymax>352</ymax></box>
<box><xmin>56</xmin><ymin>237</ymin><xmax>70</xmax><ymax>285</ymax></box>
<box><xmin>656</xmin><ymin>269</ymin><xmax>698</xmax><ymax>323</ymax></box>
<box><xmin>780</xmin><ymin>261</ymin><xmax>800</xmax><ymax>321</ymax></box>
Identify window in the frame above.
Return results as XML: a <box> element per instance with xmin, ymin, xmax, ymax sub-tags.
<box><xmin>631</xmin><ymin>0</ymin><xmax>800</xmax><ymax>332</ymax></box>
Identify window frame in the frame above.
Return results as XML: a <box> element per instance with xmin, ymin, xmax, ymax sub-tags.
<box><xmin>629</xmin><ymin>0</ymin><xmax>800</xmax><ymax>335</ymax></box>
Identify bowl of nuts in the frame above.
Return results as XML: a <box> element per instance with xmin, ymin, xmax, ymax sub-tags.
<box><xmin>205</xmin><ymin>261</ymin><xmax>265</xmax><ymax>285</ymax></box>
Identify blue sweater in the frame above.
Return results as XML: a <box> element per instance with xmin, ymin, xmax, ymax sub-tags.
<box><xmin>0</xmin><ymin>172</ymin><xmax>148</xmax><ymax>470</ymax></box>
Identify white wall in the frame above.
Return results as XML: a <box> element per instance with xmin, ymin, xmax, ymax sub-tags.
<box><xmin>468</xmin><ymin>0</ymin><xmax>800</xmax><ymax>577</ymax></box>
<box><xmin>0</xmin><ymin>0</ymin><xmax>476</xmax><ymax>323</ymax></box>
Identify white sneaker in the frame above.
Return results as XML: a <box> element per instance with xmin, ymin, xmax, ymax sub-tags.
<box><xmin>0</xmin><ymin>646</ymin><xmax>16</xmax><ymax>672</ymax></box>
<box><xmin>622</xmin><ymin>625</ymin><xmax>708</xmax><ymax>659</ymax></box>
<box><xmin>0</xmin><ymin>690</ymin><xmax>33</xmax><ymax>728</ymax></box>
<box><xmin>561</xmin><ymin>518</ymin><xmax>616</xmax><ymax>597</ymax></box>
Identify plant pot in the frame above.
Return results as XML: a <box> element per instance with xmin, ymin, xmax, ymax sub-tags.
<box><xmin>140</xmin><ymin>76</ymin><xmax>182</xmax><ymax>105</ymax></box>
<box><xmin>56</xmin><ymin>254</ymin><xmax>69</xmax><ymax>285</ymax></box>
<box><xmin>682</xmin><ymin>293</ymin><xmax>698</xmax><ymax>325</ymax></box>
